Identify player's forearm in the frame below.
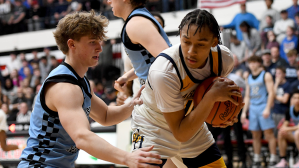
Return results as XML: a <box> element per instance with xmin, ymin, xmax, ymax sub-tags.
<box><xmin>123</xmin><ymin>69</ymin><xmax>138</xmax><ymax>82</ymax></box>
<box><xmin>266</xmin><ymin>91</ymin><xmax>275</xmax><ymax>110</ymax></box>
<box><xmin>75</xmin><ymin>131</ymin><xmax>127</xmax><ymax>166</ymax></box>
<box><xmin>104</xmin><ymin>102</ymin><xmax>134</xmax><ymax>126</ymax></box>
<box><xmin>174</xmin><ymin>94</ymin><xmax>216</xmax><ymax>142</ymax></box>
<box><xmin>242</xmin><ymin>96</ymin><xmax>250</xmax><ymax>115</ymax></box>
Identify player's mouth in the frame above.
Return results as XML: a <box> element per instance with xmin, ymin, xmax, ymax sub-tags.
<box><xmin>186</xmin><ymin>58</ymin><xmax>197</xmax><ymax>64</ymax></box>
<box><xmin>92</xmin><ymin>56</ymin><xmax>99</xmax><ymax>60</ymax></box>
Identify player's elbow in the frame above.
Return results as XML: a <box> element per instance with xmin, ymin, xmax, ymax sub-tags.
<box><xmin>73</xmin><ymin>132</ymin><xmax>89</xmax><ymax>150</ymax></box>
<box><xmin>173</xmin><ymin>132</ymin><xmax>191</xmax><ymax>143</ymax></box>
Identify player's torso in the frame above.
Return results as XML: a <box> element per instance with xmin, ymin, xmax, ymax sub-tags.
<box><xmin>19</xmin><ymin>63</ymin><xmax>92</xmax><ymax>168</ymax></box>
<box><xmin>121</xmin><ymin>7</ymin><xmax>172</xmax><ymax>85</ymax></box>
<box><xmin>290</xmin><ymin>106</ymin><xmax>299</xmax><ymax>125</ymax></box>
<box><xmin>248</xmin><ymin>70</ymin><xmax>268</xmax><ymax>106</ymax></box>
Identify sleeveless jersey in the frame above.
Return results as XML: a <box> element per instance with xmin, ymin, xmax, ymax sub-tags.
<box><xmin>121</xmin><ymin>7</ymin><xmax>172</xmax><ymax>85</ymax></box>
<box><xmin>248</xmin><ymin>71</ymin><xmax>268</xmax><ymax>106</ymax></box>
<box><xmin>19</xmin><ymin>62</ymin><xmax>92</xmax><ymax>168</ymax></box>
<box><xmin>131</xmin><ymin>44</ymin><xmax>225</xmax><ymax>158</ymax></box>
<box><xmin>290</xmin><ymin>106</ymin><xmax>299</xmax><ymax>125</ymax></box>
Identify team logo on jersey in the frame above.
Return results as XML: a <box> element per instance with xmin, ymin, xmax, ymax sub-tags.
<box><xmin>132</xmin><ymin>129</ymin><xmax>144</xmax><ymax>150</ymax></box>
<box><xmin>66</xmin><ymin>146</ymin><xmax>79</xmax><ymax>153</ymax></box>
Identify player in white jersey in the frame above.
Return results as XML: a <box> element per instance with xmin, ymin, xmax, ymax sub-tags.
<box><xmin>131</xmin><ymin>9</ymin><xmax>244</xmax><ymax>167</ymax></box>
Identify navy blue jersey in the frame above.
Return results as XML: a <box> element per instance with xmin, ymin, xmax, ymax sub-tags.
<box><xmin>121</xmin><ymin>7</ymin><xmax>172</xmax><ymax>85</ymax></box>
<box><xmin>19</xmin><ymin>62</ymin><xmax>92</xmax><ymax>168</ymax></box>
<box><xmin>272</xmin><ymin>81</ymin><xmax>290</xmax><ymax>114</ymax></box>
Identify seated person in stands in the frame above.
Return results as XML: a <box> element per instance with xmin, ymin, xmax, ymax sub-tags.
<box><xmin>275</xmin><ymin>89</ymin><xmax>299</xmax><ymax>168</ymax></box>
<box><xmin>16</xmin><ymin>102</ymin><xmax>31</xmax><ymax>123</ymax></box>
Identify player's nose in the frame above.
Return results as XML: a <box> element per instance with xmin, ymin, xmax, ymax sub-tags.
<box><xmin>188</xmin><ymin>45</ymin><xmax>197</xmax><ymax>56</ymax></box>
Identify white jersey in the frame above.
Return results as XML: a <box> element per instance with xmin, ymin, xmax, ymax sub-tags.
<box><xmin>0</xmin><ymin>109</ymin><xmax>8</xmax><ymax>132</ymax></box>
<box><xmin>132</xmin><ymin>44</ymin><xmax>234</xmax><ymax>158</ymax></box>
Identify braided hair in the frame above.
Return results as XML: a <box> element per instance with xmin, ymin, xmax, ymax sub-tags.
<box><xmin>178</xmin><ymin>9</ymin><xmax>222</xmax><ymax>45</ymax></box>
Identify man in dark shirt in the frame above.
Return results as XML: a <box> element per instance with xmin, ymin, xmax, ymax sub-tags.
<box><xmin>7</xmin><ymin>0</ymin><xmax>26</xmax><ymax>33</ymax></box>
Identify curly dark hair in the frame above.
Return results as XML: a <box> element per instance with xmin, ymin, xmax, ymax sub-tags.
<box><xmin>178</xmin><ymin>9</ymin><xmax>222</xmax><ymax>45</ymax></box>
<box><xmin>130</xmin><ymin>0</ymin><xmax>147</xmax><ymax>7</ymax></box>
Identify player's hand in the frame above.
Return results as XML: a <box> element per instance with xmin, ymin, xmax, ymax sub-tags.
<box><xmin>262</xmin><ymin>109</ymin><xmax>270</xmax><ymax>118</ymax></box>
<box><xmin>208</xmin><ymin>78</ymin><xmax>242</xmax><ymax>106</ymax></box>
<box><xmin>124</xmin><ymin>145</ymin><xmax>162</xmax><ymax>168</ymax></box>
<box><xmin>116</xmin><ymin>92</ymin><xmax>128</xmax><ymax>106</ymax></box>
<box><xmin>279</xmin><ymin>126</ymin><xmax>289</xmax><ymax>136</ymax></box>
<box><xmin>114</xmin><ymin>76</ymin><xmax>128</xmax><ymax>92</ymax></box>
<box><xmin>130</xmin><ymin>85</ymin><xmax>145</xmax><ymax>106</ymax></box>
<box><xmin>213</xmin><ymin>103</ymin><xmax>244</xmax><ymax>128</ymax></box>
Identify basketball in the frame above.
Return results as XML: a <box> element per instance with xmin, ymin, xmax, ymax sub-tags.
<box><xmin>193</xmin><ymin>76</ymin><xmax>243</xmax><ymax>125</ymax></box>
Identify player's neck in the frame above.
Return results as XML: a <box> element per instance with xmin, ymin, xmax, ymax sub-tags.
<box><xmin>64</xmin><ymin>56</ymin><xmax>87</xmax><ymax>78</ymax></box>
<box><xmin>251</xmin><ymin>67</ymin><xmax>263</xmax><ymax>76</ymax></box>
<box><xmin>122</xmin><ymin>5</ymin><xmax>137</xmax><ymax>21</ymax></box>
<box><xmin>294</xmin><ymin>105</ymin><xmax>299</xmax><ymax>112</ymax></box>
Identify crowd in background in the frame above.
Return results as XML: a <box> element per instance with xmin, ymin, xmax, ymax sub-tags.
<box><xmin>0</xmin><ymin>0</ymin><xmax>196</xmax><ymax>35</ymax></box>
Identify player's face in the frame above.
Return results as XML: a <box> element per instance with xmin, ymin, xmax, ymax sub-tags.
<box><xmin>292</xmin><ymin>94</ymin><xmax>299</xmax><ymax>107</ymax></box>
<box><xmin>73</xmin><ymin>35</ymin><xmax>102</xmax><ymax>67</ymax></box>
<box><xmin>180</xmin><ymin>24</ymin><xmax>218</xmax><ymax>69</ymax></box>
<box><xmin>248</xmin><ymin>61</ymin><xmax>260</xmax><ymax>71</ymax></box>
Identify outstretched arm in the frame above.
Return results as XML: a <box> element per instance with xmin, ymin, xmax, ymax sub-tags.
<box><xmin>45</xmin><ymin>83</ymin><xmax>160</xmax><ymax>167</ymax></box>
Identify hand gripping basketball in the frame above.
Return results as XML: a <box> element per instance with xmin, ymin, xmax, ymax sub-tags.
<box><xmin>193</xmin><ymin>77</ymin><xmax>244</xmax><ymax>126</ymax></box>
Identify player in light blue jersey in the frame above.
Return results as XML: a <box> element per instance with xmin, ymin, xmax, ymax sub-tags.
<box><xmin>241</xmin><ymin>56</ymin><xmax>277</xmax><ymax>167</ymax></box>
<box><xmin>110</xmin><ymin>0</ymin><xmax>172</xmax><ymax>91</ymax></box>
<box><xmin>18</xmin><ymin>11</ymin><xmax>162</xmax><ymax>168</ymax></box>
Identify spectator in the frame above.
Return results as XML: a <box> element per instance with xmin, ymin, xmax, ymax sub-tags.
<box><xmin>7</xmin><ymin>0</ymin><xmax>26</xmax><ymax>33</ymax></box>
<box><xmin>275</xmin><ymin>89</ymin><xmax>299</xmax><ymax>168</ymax></box>
<box><xmin>10</xmin><ymin>87</ymin><xmax>26</xmax><ymax>111</ymax></box>
<box><xmin>287</xmin><ymin>0</ymin><xmax>299</xmax><ymax>22</ymax></box>
<box><xmin>290</xmin><ymin>67</ymin><xmax>299</xmax><ymax>92</ymax></box>
<box><xmin>29</xmin><ymin>50</ymin><xmax>39</xmax><ymax>65</ymax></box>
<box><xmin>49</xmin><ymin>56</ymin><xmax>58</xmax><ymax>72</ymax></box>
<box><xmin>272</xmin><ymin>67</ymin><xmax>291</xmax><ymax>136</ymax></box>
<box><xmin>10</xmin><ymin>69</ymin><xmax>21</xmax><ymax>87</ymax></box>
<box><xmin>295</xmin><ymin>12</ymin><xmax>299</xmax><ymax>35</ymax></box>
<box><xmin>230</xmin><ymin>33</ymin><xmax>247</xmax><ymax>72</ymax></box>
<box><xmin>262</xmin><ymin>49</ymin><xmax>276</xmax><ymax>76</ymax></box>
<box><xmin>222</xmin><ymin>3</ymin><xmax>259</xmax><ymax>41</ymax></box>
<box><xmin>266</xmin><ymin>30</ymin><xmax>280</xmax><ymax>50</ymax></box>
<box><xmin>259</xmin><ymin>0</ymin><xmax>280</xmax><ymax>31</ymax></box>
<box><xmin>94</xmin><ymin>80</ymin><xmax>104</xmax><ymax>98</ymax></box>
<box><xmin>16</xmin><ymin>102</ymin><xmax>31</xmax><ymax>123</ymax></box>
<box><xmin>162</xmin><ymin>0</ymin><xmax>183</xmax><ymax>13</ymax></box>
<box><xmin>101</xmin><ymin>86</ymin><xmax>116</xmax><ymax>106</ymax></box>
<box><xmin>82</xmin><ymin>0</ymin><xmax>100</xmax><ymax>12</ymax></box>
<box><xmin>0</xmin><ymin>103</ymin><xmax>19</xmax><ymax>152</ymax></box>
<box><xmin>1</xmin><ymin>78</ymin><xmax>18</xmax><ymax>102</ymax></box>
<box><xmin>280</xmin><ymin>26</ymin><xmax>298</xmax><ymax>62</ymax></box>
<box><xmin>286</xmin><ymin>49</ymin><xmax>298</xmax><ymax>84</ymax></box>
<box><xmin>271</xmin><ymin>46</ymin><xmax>289</xmax><ymax>68</ymax></box>
<box><xmin>30</xmin><ymin>68</ymin><xmax>41</xmax><ymax>88</ymax></box>
<box><xmin>101</xmin><ymin>0</ymin><xmax>115</xmax><ymax>20</ymax></box>
<box><xmin>151</xmin><ymin>12</ymin><xmax>165</xmax><ymax>28</ymax></box>
<box><xmin>6</xmin><ymin>52</ymin><xmax>22</xmax><ymax>74</ymax></box>
<box><xmin>66</xmin><ymin>0</ymin><xmax>82</xmax><ymax>13</ymax></box>
<box><xmin>54</xmin><ymin>0</ymin><xmax>69</xmax><ymax>21</ymax></box>
<box><xmin>18</xmin><ymin>59</ymin><xmax>33</xmax><ymax>80</ymax></box>
<box><xmin>23</xmin><ymin>87</ymin><xmax>34</xmax><ymax>110</ymax></box>
<box><xmin>39</xmin><ymin>56</ymin><xmax>50</xmax><ymax>82</ymax></box>
<box><xmin>44</xmin><ymin>0</ymin><xmax>57</xmax><ymax>28</ymax></box>
<box><xmin>26</xmin><ymin>1</ymin><xmax>44</xmax><ymax>31</ymax></box>
<box><xmin>241</xmin><ymin>56</ymin><xmax>277</xmax><ymax>167</ymax></box>
<box><xmin>239</xmin><ymin>21</ymin><xmax>261</xmax><ymax>57</ymax></box>
<box><xmin>261</xmin><ymin>15</ymin><xmax>274</xmax><ymax>49</ymax></box>
<box><xmin>0</xmin><ymin>0</ymin><xmax>12</xmax><ymax>35</ymax></box>
<box><xmin>99</xmin><ymin>40</ymin><xmax>113</xmax><ymax>66</ymax></box>
<box><xmin>274</xmin><ymin>10</ymin><xmax>295</xmax><ymax>43</ymax></box>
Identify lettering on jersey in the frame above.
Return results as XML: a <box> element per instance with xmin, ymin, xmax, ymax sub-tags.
<box><xmin>66</xmin><ymin>145</ymin><xmax>79</xmax><ymax>153</ymax></box>
<box><xmin>250</xmin><ymin>84</ymin><xmax>262</xmax><ymax>99</ymax></box>
<box><xmin>219</xmin><ymin>101</ymin><xmax>233</xmax><ymax>121</ymax></box>
<box><xmin>132</xmin><ymin>129</ymin><xmax>144</xmax><ymax>150</ymax></box>
<box><xmin>182</xmin><ymin>90</ymin><xmax>195</xmax><ymax>99</ymax></box>
<box><xmin>85</xmin><ymin>106</ymin><xmax>91</xmax><ymax>116</ymax></box>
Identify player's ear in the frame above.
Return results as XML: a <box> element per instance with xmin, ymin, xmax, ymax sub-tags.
<box><xmin>212</xmin><ymin>37</ymin><xmax>218</xmax><ymax>47</ymax></box>
<box><xmin>67</xmin><ymin>39</ymin><xmax>75</xmax><ymax>50</ymax></box>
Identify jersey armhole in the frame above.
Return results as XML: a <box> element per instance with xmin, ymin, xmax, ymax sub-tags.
<box><xmin>147</xmin><ymin>53</ymin><xmax>183</xmax><ymax>90</ymax></box>
<box><xmin>40</xmin><ymin>75</ymin><xmax>80</xmax><ymax>117</ymax></box>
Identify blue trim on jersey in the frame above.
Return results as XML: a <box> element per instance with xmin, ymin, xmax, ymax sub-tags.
<box><xmin>19</xmin><ymin>62</ymin><xmax>92</xmax><ymax>168</ymax></box>
<box><xmin>290</xmin><ymin>106</ymin><xmax>299</xmax><ymax>125</ymax></box>
<box><xmin>121</xmin><ymin>7</ymin><xmax>172</xmax><ymax>83</ymax></box>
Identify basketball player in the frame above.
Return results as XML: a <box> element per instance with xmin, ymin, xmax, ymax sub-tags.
<box><xmin>130</xmin><ymin>9</ymin><xmax>243</xmax><ymax>167</ymax></box>
<box><xmin>18</xmin><ymin>11</ymin><xmax>162</xmax><ymax>168</ymax></box>
<box><xmin>241</xmin><ymin>56</ymin><xmax>277</xmax><ymax>167</ymax></box>
<box><xmin>109</xmin><ymin>0</ymin><xmax>172</xmax><ymax>91</ymax></box>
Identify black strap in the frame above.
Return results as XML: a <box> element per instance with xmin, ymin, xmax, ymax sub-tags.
<box><xmin>217</xmin><ymin>45</ymin><xmax>223</xmax><ymax>76</ymax></box>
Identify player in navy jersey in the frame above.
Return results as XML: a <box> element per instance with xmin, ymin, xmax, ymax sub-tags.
<box><xmin>18</xmin><ymin>11</ymin><xmax>162</xmax><ymax>168</ymax></box>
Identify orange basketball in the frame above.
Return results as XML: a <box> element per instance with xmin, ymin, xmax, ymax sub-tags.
<box><xmin>193</xmin><ymin>76</ymin><xmax>243</xmax><ymax>125</ymax></box>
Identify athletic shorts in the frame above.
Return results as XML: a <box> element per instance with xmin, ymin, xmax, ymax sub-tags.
<box><xmin>149</xmin><ymin>143</ymin><xmax>226</xmax><ymax>168</ymax></box>
<box><xmin>249</xmin><ymin>104</ymin><xmax>275</xmax><ymax>131</ymax></box>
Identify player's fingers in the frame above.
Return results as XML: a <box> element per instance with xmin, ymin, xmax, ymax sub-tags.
<box><xmin>137</xmin><ymin>163</ymin><xmax>160</xmax><ymax>168</ymax></box>
<box><xmin>114</xmin><ymin>83</ymin><xmax>124</xmax><ymax>92</ymax></box>
<box><xmin>226</xmin><ymin>97</ymin><xmax>239</xmax><ymax>106</ymax></box>
<box><xmin>230</xmin><ymin>91</ymin><xmax>242</xmax><ymax>97</ymax></box>
<box><xmin>140</xmin><ymin>145</ymin><xmax>154</xmax><ymax>152</ymax></box>
<box><xmin>138</xmin><ymin>157</ymin><xmax>163</xmax><ymax>165</ymax></box>
<box><xmin>135</xmin><ymin>85</ymin><xmax>145</xmax><ymax>98</ymax></box>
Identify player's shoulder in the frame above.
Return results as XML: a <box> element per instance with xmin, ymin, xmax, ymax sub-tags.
<box><xmin>126</xmin><ymin>16</ymin><xmax>155</xmax><ymax>31</ymax></box>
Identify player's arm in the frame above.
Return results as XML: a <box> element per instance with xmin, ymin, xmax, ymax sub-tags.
<box><xmin>46</xmin><ymin>83</ymin><xmax>160</xmax><ymax>167</ymax></box>
<box><xmin>126</xmin><ymin>16</ymin><xmax>169</xmax><ymax>58</ymax></box>
<box><xmin>114</xmin><ymin>69</ymin><xmax>137</xmax><ymax>92</ymax></box>
<box><xmin>241</xmin><ymin>82</ymin><xmax>250</xmax><ymax>124</ymax></box>
<box><xmin>264</xmin><ymin>72</ymin><xmax>275</xmax><ymax>117</ymax></box>
<box><xmin>162</xmin><ymin>78</ymin><xmax>242</xmax><ymax>142</ymax></box>
<box><xmin>89</xmin><ymin>86</ymin><xmax>144</xmax><ymax>126</ymax></box>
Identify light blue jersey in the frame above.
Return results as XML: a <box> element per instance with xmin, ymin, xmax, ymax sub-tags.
<box><xmin>290</xmin><ymin>106</ymin><xmax>299</xmax><ymax>126</ymax></box>
<box><xmin>248</xmin><ymin>70</ymin><xmax>268</xmax><ymax>106</ymax></box>
<box><xmin>121</xmin><ymin>7</ymin><xmax>172</xmax><ymax>85</ymax></box>
<box><xmin>18</xmin><ymin>62</ymin><xmax>92</xmax><ymax>168</ymax></box>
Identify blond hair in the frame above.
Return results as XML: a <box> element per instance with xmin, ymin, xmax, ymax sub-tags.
<box><xmin>53</xmin><ymin>10</ymin><xmax>108</xmax><ymax>54</ymax></box>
